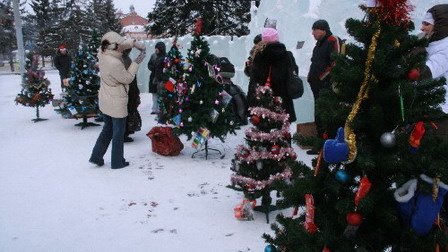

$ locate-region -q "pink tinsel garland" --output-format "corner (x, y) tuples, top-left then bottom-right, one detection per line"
(245, 123), (291, 142)
(236, 145), (296, 163)
(249, 106), (290, 122)
(231, 168), (292, 190)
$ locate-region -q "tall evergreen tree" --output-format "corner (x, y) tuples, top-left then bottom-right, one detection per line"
(0, 0), (15, 57)
(29, 0), (61, 57)
(147, 0), (251, 37)
(264, 2), (448, 251)
(61, 0), (91, 50)
(86, 0), (121, 35)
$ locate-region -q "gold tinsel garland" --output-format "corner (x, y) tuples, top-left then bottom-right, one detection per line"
(344, 21), (381, 163)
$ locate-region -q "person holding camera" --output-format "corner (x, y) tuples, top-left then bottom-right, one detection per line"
(89, 31), (146, 169)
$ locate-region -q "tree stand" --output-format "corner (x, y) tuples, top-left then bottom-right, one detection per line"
(253, 190), (277, 223)
(32, 105), (48, 122)
(75, 116), (100, 130)
(191, 139), (225, 159)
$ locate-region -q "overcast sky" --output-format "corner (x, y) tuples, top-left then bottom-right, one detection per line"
(114, 0), (157, 17)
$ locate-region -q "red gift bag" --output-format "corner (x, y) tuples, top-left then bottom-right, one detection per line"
(147, 127), (184, 156)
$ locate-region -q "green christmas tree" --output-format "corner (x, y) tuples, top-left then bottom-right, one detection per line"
(87, 29), (101, 59)
(162, 35), (238, 151)
(264, 2), (448, 251)
(230, 82), (299, 223)
(55, 42), (100, 129)
(158, 39), (187, 124)
(15, 53), (54, 122)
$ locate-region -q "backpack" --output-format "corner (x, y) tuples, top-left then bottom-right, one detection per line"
(225, 83), (248, 125)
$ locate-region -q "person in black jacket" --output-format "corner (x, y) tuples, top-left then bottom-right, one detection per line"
(54, 45), (72, 90)
(248, 27), (298, 122)
(122, 48), (142, 142)
(147, 42), (166, 114)
(307, 19), (342, 154)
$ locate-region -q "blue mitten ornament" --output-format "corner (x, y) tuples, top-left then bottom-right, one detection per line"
(394, 174), (448, 236)
(394, 178), (418, 226)
(323, 127), (349, 163)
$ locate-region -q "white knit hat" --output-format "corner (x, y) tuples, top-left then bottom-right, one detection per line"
(101, 31), (134, 50)
(422, 12), (435, 25)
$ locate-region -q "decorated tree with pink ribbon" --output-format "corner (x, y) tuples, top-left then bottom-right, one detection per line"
(230, 80), (298, 223)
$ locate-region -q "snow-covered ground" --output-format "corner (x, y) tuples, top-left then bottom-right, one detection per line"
(0, 71), (313, 252)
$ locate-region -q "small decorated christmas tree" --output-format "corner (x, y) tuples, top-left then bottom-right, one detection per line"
(230, 81), (298, 223)
(264, 1), (448, 251)
(55, 42), (100, 129)
(158, 22), (238, 157)
(157, 39), (187, 124)
(15, 53), (53, 122)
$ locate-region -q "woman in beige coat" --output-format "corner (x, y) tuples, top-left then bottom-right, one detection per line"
(89, 31), (146, 169)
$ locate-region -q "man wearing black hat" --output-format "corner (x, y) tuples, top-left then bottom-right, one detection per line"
(54, 45), (72, 90)
(307, 19), (343, 155)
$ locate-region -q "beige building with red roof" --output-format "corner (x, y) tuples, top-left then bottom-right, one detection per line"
(118, 5), (151, 41)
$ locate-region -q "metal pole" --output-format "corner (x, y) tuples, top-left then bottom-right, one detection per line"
(13, 0), (25, 77)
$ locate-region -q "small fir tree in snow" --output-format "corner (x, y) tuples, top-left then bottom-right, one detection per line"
(15, 53), (53, 122)
(264, 2), (448, 251)
(55, 43), (100, 128)
(157, 39), (186, 124)
(164, 34), (238, 147)
(230, 82), (298, 223)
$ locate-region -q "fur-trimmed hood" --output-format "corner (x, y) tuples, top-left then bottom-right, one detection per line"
(428, 4), (448, 42)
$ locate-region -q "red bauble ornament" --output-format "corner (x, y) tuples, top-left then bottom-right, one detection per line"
(274, 96), (283, 104)
(322, 247), (331, 252)
(271, 145), (280, 154)
(283, 132), (291, 139)
(251, 115), (260, 125)
(240, 148), (250, 158)
(346, 212), (363, 226)
(322, 132), (329, 139)
(407, 68), (420, 81)
(174, 58), (180, 64)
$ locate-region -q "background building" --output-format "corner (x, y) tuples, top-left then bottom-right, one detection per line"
(118, 5), (150, 40)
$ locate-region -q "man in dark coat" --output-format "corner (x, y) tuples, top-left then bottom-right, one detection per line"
(307, 19), (342, 154)
(54, 45), (72, 90)
(147, 42), (166, 114)
(122, 48), (142, 142)
(248, 28), (298, 122)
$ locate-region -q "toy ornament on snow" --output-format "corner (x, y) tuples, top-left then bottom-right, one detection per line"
(234, 199), (256, 221)
(394, 174), (448, 236)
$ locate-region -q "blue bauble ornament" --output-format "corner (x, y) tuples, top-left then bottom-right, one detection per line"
(335, 170), (351, 184)
(265, 245), (277, 252)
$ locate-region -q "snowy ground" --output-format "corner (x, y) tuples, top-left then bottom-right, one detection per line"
(0, 70), (314, 252)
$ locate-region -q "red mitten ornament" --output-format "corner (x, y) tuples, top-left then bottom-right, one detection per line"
(408, 121), (425, 151)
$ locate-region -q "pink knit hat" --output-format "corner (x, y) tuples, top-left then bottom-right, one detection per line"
(262, 28), (279, 42)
